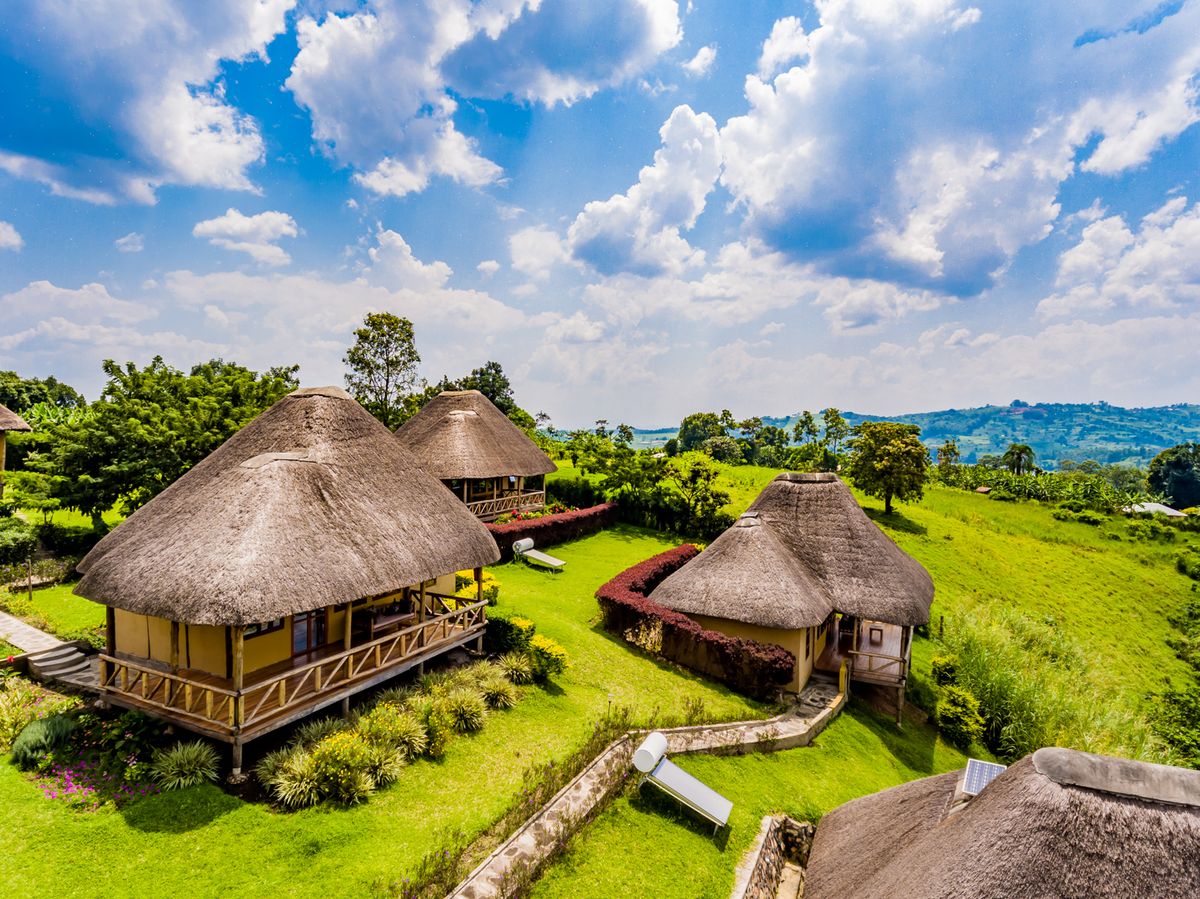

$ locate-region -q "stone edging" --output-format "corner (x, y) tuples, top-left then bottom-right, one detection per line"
(729, 815), (815, 899)
(448, 680), (846, 898)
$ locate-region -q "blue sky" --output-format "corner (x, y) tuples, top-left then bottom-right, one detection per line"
(1, 0), (1199, 428)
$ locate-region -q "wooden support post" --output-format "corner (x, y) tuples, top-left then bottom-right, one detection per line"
(232, 627), (245, 728)
(896, 685), (905, 728)
(341, 696), (351, 718)
(475, 566), (485, 652)
(344, 604), (354, 652)
(169, 621), (180, 672)
(418, 582), (426, 624)
(105, 606), (116, 657)
(232, 740), (243, 776)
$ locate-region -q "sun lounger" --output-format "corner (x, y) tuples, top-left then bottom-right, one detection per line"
(512, 538), (565, 571)
(633, 732), (733, 830)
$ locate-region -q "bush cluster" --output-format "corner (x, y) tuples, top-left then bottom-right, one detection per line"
(0, 517), (36, 565)
(1176, 546), (1200, 582)
(0, 674), (80, 750)
(935, 685), (985, 748)
(482, 611), (536, 655)
(595, 545), (795, 700)
(150, 740), (220, 790)
(453, 569), (501, 604)
(486, 502), (619, 561)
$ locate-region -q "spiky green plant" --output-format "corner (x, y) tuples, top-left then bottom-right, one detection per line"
(293, 716), (347, 747)
(440, 688), (486, 734)
(150, 740), (220, 790)
(499, 651), (534, 685)
(481, 676), (518, 711)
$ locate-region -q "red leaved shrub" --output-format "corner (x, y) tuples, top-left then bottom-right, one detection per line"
(487, 502), (619, 560)
(595, 545), (795, 700)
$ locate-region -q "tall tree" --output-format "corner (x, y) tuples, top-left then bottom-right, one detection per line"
(1001, 442), (1037, 475)
(937, 439), (961, 476)
(678, 411), (727, 451)
(845, 421), (930, 514)
(343, 312), (421, 429)
(457, 360), (516, 415)
(792, 410), (819, 445)
(0, 371), (86, 410)
(664, 452), (731, 533)
(1148, 443), (1200, 509)
(822, 408), (850, 454)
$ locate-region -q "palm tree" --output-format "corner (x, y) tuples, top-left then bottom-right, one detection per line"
(1002, 442), (1036, 475)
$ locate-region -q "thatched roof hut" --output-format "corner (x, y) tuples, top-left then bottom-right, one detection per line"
(0, 403), (31, 432)
(394, 390), (555, 481)
(75, 386), (500, 626)
(649, 513), (834, 628)
(748, 473), (933, 626)
(804, 747), (1200, 899)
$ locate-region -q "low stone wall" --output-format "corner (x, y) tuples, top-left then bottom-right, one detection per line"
(730, 815), (816, 899)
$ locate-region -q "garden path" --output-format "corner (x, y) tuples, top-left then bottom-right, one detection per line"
(0, 609), (62, 654)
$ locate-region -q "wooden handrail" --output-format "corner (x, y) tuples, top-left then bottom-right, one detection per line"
(465, 490), (546, 517)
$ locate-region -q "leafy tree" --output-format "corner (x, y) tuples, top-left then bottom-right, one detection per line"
(344, 312), (421, 429)
(457, 361), (516, 414)
(0, 371), (86, 411)
(594, 419), (609, 439)
(1001, 442), (1037, 475)
(1148, 443), (1200, 509)
(822, 408), (850, 454)
(846, 421), (930, 514)
(614, 424), (635, 446)
(663, 438), (680, 457)
(701, 435), (744, 464)
(677, 412), (727, 452)
(664, 452), (730, 534)
(792, 410), (819, 445)
(35, 357), (298, 530)
(937, 439), (961, 477)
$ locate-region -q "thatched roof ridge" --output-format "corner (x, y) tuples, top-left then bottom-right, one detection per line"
(75, 387), (500, 626)
(648, 513), (834, 628)
(0, 403), (31, 432)
(394, 390), (555, 480)
(805, 749), (1200, 899)
(748, 473), (933, 626)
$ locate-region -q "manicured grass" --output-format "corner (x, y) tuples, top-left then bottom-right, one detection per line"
(1, 640), (20, 657)
(0, 526), (765, 898)
(12, 582), (106, 636)
(15, 507), (124, 529)
(532, 705), (970, 899)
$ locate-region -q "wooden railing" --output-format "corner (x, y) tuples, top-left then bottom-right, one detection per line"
(846, 649), (907, 684)
(466, 490), (546, 519)
(99, 599), (487, 734)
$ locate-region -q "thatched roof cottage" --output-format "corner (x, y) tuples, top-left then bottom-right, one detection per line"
(804, 747), (1200, 898)
(650, 473), (933, 705)
(77, 386), (500, 770)
(394, 390), (556, 520)
(0, 402), (31, 500)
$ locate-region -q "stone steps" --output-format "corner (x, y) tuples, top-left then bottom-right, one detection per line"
(26, 644), (99, 689)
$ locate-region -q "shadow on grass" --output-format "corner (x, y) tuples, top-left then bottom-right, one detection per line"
(629, 783), (731, 850)
(848, 700), (940, 775)
(863, 507), (928, 536)
(121, 783), (242, 833)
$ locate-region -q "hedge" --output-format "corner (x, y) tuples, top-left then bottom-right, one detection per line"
(595, 545), (795, 700)
(487, 502), (618, 561)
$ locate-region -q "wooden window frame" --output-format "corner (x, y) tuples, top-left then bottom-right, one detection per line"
(244, 618), (285, 639)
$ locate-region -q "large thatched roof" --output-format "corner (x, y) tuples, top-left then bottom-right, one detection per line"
(0, 403), (31, 432)
(75, 387), (500, 626)
(394, 390), (555, 480)
(805, 748), (1200, 899)
(747, 473), (933, 626)
(649, 513), (834, 628)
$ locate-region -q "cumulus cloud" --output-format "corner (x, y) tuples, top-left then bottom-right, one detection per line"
(115, 232), (144, 253)
(0, 221), (22, 250)
(0, 1), (292, 203)
(720, 0), (1200, 297)
(567, 105), (721, 277)
(510, 226), (570, 280)
(192, 208), (299, 266)
(477, 259), (501, 277)
(682, 45), (716, 77)
(1037, 195), (1200, 319)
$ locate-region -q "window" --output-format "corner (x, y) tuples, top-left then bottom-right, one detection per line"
(245, 619), (284, 638)
(293, 610), (327, 655)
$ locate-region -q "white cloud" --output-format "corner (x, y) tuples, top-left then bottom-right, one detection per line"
(682, 45), (716, 77)
(192, 208), (299, 266)
(365, 230), (452, 292)
(757, 16), (807, 79)
(568, 105), (721, 277)
(477, 259), (501, 277)
(510, 226), (570, 280)
(115, 232), (145, 253)
(0, 221), (22, 251)
(1037, 196), (1200, 319)
(0, 1), (293, 202)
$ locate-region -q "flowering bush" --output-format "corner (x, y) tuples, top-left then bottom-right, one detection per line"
(453, 569), (501, 604)
(486, 503), (619, 560)
(493, 501), (576, 524)
(528, 634), (569, 682)
(595, 545), (795, 699)
(0, 675), (80, 750)
(309, 731), (375, 805)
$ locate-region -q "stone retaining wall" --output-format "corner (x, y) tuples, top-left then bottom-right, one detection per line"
(729, 815), (816, 899)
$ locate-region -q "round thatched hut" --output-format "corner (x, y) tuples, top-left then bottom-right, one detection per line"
(649, 512), (834, 691)
(0, 402), (31, 500)
(394, 390), (556, 520)
(804, 747), (1200, 898)
(651, 473), (933, 703)
(76, 386), (500, 769)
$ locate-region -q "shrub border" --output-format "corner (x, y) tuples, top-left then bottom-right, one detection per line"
(486, 502), (619, 561)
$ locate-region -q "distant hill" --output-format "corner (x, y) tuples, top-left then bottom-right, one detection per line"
(632, 401), (1200, 468)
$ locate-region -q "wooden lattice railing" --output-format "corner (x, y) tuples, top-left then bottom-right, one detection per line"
(98, 599), (487, 734)
(466, 490), (546, 519)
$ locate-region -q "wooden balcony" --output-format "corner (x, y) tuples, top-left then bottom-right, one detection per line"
(97, 597), (487, 742)
(816, 618), (910, 687)
(466, 489), (546, 521)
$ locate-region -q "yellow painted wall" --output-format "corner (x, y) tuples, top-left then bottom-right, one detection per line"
(185, 625), (226, 676)
(243, 623), (290, 674)
(147, 616), (172, 662)
(113, 609), (150, 658)
(690, 614), (814, 693)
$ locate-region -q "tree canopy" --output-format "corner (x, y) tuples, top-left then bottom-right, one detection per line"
(0, 370), (86, 411)
(344, 312), (421, 429)
(845, 421), (930, 514)
(677, 411), (727, 452)
(1002, 442), (1037, 475)
(1148, 443), (1200, 509)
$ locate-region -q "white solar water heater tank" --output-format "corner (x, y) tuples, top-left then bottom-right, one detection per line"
(512, 538), (535, 553)
(634, 732), (669, 773)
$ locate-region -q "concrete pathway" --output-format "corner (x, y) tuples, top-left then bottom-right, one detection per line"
(449, 679), (846, 899)
(0, 608), (63, 654)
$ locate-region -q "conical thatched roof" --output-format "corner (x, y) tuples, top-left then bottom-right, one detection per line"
(805, 748), (1200, 899)
(649, 513), (834, 628)
(747, 473), (933, 626)
(394, 390), (555, 480)
(75, 387), (500, 626)
(0, 403), (31, 432)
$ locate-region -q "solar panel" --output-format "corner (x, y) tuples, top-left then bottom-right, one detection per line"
(963, 758), (1007, 796)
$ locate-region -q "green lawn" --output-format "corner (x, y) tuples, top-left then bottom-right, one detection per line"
(532, 705), (970, 899)
(15, 507), (124, 529)
(6, 582), (107, 636)
(1, 640), (20, 657)
(0, 526), (764, 898)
